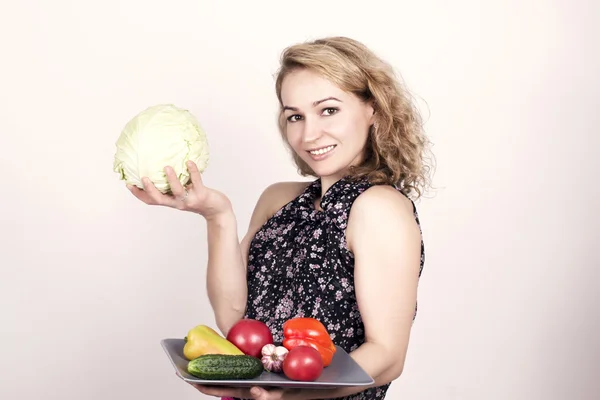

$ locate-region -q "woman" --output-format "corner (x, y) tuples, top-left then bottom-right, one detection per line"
(129, 36), (432, 400)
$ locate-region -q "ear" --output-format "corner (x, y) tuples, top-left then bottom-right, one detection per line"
(367, 101), (376, 125)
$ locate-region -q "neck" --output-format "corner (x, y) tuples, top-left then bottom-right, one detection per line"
(319, 174), (343, 199)
(319, 150), (366, 198)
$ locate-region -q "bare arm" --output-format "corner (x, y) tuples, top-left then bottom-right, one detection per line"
(297, 186), (423, 399)
(206, 182), (309, 336)
(125, 163), (293, 338)
(205, 209), (248, 336)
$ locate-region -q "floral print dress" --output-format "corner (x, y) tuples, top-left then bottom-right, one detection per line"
(242, 177), (425, 400)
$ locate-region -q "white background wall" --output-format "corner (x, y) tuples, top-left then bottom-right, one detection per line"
(1, 0), (598, 399)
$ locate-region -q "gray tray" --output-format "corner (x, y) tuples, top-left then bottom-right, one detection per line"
(161, 338), (374, 389)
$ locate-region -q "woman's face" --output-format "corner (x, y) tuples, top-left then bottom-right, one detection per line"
(280, 69), (375, 181)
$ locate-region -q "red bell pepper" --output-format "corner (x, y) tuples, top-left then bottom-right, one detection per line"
(282, 317), (337, 367)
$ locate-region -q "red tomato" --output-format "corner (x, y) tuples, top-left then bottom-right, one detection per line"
(226, 319), (273, 358)
(282, 345), (324, 381)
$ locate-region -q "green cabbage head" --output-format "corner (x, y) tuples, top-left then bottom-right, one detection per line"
(113, 104), (210, 193)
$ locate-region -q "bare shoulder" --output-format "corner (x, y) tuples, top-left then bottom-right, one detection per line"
(240, 181), (311, 261)
(259, 181), (311, 216)
(353, 185), (416, 219)
(247, 181), (310, 230)
(347, 185), (420, 248)
(261, 181), (312, 201)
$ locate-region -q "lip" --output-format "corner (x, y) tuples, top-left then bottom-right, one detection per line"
(306, 145), (336, 152)
(306, 144), (337, 161)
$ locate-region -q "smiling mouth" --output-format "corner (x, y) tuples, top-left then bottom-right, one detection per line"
(307, 145), (336, 156)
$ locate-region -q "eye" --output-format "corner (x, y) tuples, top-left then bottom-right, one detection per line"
(286, 114), (303, 123)
(322, 107), (339, 116)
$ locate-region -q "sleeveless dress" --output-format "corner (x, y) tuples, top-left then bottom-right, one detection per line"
(241, 177), (425, 400)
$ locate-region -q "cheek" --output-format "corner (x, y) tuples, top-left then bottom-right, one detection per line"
(347, 118), (370, 144)
(285, 125), (303, 148)
(333, 121), (365, 145)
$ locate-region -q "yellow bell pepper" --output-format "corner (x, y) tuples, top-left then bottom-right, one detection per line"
(183, 325), (243, 360)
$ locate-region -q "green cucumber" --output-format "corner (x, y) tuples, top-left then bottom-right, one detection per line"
(187, 354), (264, 380)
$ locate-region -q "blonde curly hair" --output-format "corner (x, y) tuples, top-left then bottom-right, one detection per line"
(274, 36), (434, 200)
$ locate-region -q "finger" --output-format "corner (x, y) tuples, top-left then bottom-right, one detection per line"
(141, 177), (175, 207)
(191, 385), (247, 398)
(163, 166), (187, 199)
(127, 184), (156, 204)
(186, 161), (204, 189)
(250, 387), (265, 399)
(251, 386), (282, 400)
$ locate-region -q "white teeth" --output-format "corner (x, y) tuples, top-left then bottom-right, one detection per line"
(309, 145), (335, 155)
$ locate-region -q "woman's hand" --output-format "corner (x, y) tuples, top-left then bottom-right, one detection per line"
(127, 161), (232, 220)
(190, 384), (302, 400)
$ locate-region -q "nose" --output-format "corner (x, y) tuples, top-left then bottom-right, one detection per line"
(301, 117), (322, 144)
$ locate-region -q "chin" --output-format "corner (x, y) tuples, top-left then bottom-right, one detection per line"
(298, 146), (363, 180)
(305, 161), (347, 180)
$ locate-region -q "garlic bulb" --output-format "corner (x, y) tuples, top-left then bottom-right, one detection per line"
(261, 344), (289, 372)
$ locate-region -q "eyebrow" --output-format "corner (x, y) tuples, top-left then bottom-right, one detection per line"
(283, 96), (342, 112)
